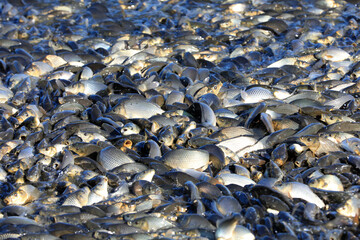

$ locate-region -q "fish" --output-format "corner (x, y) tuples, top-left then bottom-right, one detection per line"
(341, 138), (360, 155)
(128, 216), (175, 232)
(4, 185), (41, 205)
(308, 174), (344, 191)
(299, 135), (341, 156)
(275, 182), (325, 208)
(87, 176), (109, 205)
(0, 0), (360, 238)
(112, 97), (164, 119)
(161, 148), (209, 170)
(97, 146), (135, 171)
(215, 214), (241, 240)
(65, 80), (107, 95)
(62, 187), (91, 208)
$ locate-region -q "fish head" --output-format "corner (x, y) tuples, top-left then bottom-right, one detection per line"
(208, 81), (223, 95)
(299, 135), (320, 151)
(121, 122), (140, 135)
(130, 218), (148, 231)
(16, 108), (35, 124)
(308, 178), (324, 189)
(4, 188), (27, 205)
(158, 130), (175, 147)
(38, 146), (57, 157)
(65, 82), (85, 95)
(337, 198), (358, 217)
(321, 114), (341, 125)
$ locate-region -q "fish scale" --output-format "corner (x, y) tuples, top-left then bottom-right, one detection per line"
(112, 98), (165, 119)
(240, 87), (274, 103)
(162, 148), (209, 170)
(97, 146), (135, 171)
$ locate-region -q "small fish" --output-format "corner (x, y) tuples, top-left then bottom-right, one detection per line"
(62, 187), (91, 208)
(65, 80), (107, 95)
(76, 130), (107, 142)
(25, 61), (54, 77)
(158, 125), (178, 146)
(212, 196), (242, 217)
(319, 132), (355, 144)
(316, 47), (351, 62)
(341, 138), (360, 155)
(320, 113), (355, 125)
(38, 144), (66, 158)
(112, 97), (164, 119)
(16, 104), (44, 125)
(271, 143), (288, 166)
(121, 122), (141, 135)
(129, 216), (175, 232)
(337, 197), (360, 218)
(299, 135), (341, 156)
(133, 169), (155, 182)
(4, 185), (41, 205)
(97, 146), (135, 171)
(162, 148), (209, 170)
(275, 182), (325, 208)
(216, 173), (255, 187)
(87, 176), (109, 205)
(308, 174), (344, 192)
(215, 214), (240, 240)
(238, 87), (274, 103)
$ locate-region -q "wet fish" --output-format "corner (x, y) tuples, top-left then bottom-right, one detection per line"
(128, 216), (175, 232)
(275, 182), (325, 208)
(4, 185), (41, 205)
(97, 146), (135, 171)
(112, 97), (164, 119)
(161, 148), (209, 170)
(308, 174), (344, 191)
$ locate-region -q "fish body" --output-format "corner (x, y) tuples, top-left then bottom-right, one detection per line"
(275, 182), (325, 208)
(112, 97), (164, 119)
(162, 148), (209, 170)
(87, 176), (109, 205)
(299, 135), (341, 156)
(308, 174), (344, 191)
(97, 146), (135, 171)
(129, 216), (175, 232)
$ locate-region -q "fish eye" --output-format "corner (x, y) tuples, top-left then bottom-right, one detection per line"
(307, 137), (311, 142)
(329, 116), (334, 120)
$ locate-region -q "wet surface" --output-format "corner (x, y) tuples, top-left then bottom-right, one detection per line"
(0, 0), (360, 239)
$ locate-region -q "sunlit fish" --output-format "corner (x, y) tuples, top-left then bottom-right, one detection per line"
(112, 97), (164, 119)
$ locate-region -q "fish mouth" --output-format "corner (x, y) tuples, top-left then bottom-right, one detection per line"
(3, 198), (10, 205)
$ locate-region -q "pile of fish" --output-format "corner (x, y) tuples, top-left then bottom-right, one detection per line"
(0, 0), (360, 239)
